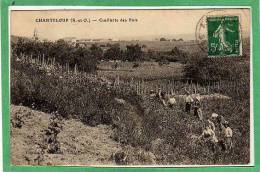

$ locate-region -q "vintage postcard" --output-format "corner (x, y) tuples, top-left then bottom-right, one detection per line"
(9, 7), (252, 167)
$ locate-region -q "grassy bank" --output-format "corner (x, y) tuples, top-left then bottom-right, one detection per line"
(11, 57), (250, 165)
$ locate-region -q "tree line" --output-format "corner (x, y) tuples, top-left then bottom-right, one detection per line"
(11, 37), (249, 93)
(11, 38), (189, 73)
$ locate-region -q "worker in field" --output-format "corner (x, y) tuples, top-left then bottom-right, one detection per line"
(167, 94), (177, 108)
(158, 88), (165, 100)
(185, 91), (193, 113)
(158, 88), (167, 106)
(193, 96), (203, 120)
(198, 125), (218, 152)
(149, 89), (157, 97)
(163, 93), (177, 108)
(207, 119), (216, 131)
(223, 123), (233, 151)
(211, 113), (228, 130)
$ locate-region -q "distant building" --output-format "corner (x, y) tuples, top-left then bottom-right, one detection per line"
(60, 37), (118, 47)
(62, 37), (77, 42)
(92, 39), (102, 42)
(74, 39), (92, 47)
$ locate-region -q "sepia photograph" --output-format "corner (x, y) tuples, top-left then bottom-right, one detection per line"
(9, 8), (252, 166)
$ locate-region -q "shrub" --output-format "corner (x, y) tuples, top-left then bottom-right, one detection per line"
(103, 44), (123, 60)
(125, 44), (143, 61)
(184, 57), (250, 82)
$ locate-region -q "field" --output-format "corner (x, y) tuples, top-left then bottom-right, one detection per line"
(10, 37), (251, 166)
(88, 40), (201, 52)
(97, 61), (184, 80)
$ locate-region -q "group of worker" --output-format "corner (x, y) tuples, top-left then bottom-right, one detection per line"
(155, 88), (233, 153)
(184, 90), (233, 152)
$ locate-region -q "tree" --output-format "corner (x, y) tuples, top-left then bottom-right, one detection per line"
(183, 57), (247, 83)
(13, 38), (25, 56)
(104, 44), (122, 60)
(75, 47), (98, 73)
(125, 44), (143, 61)
(90, 44), (103, 60)
(12, 37), (99, 73)
(51, 39), (71, 65)
(160, 38), (167, 41)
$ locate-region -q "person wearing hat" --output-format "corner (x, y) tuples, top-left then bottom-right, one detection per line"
(194, 96), (203, 120)
(198, 125), (218, 152)
(223, 123), (233, 150)
(158, 88), (167, 106)
(185, 91), (193, 113)
(149, 89), (156, 97)
(211, 113), (219, 118)
(211, 113), (228, 131)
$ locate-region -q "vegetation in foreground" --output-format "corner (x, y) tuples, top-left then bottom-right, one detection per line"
(11, 52), (250, 165)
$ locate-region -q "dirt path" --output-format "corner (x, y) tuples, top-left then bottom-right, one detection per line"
(11, 105), (122, 166)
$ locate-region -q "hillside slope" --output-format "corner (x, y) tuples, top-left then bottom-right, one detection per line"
(11, 105), (122, 166)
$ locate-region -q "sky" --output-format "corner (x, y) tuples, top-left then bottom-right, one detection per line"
(10, 8), (251, 41)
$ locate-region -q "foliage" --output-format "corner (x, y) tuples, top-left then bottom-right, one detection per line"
(184, 56), (250, 82)
(125, 44), (143, 61)
(144, 47), (189, 63)
(12, 38), (99, 73)
(12, 37), (196, 65)
(11, 37), (250, 165)
(11, 59), (145, 148)
(183, 55), (250, 100)
(103, 43), (123, 60)
(160, 38), (167, 41)
(89, 44), (103, 60)
(139, 97), (250, 165)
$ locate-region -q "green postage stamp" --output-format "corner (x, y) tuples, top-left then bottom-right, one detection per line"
(207, 16), (241, 56)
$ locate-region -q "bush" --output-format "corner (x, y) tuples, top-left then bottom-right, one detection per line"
(103, 44), (123, 61)
(142, 47), (189, 63)
(184, 57), (250, 83)
(125, 44), (143, 61)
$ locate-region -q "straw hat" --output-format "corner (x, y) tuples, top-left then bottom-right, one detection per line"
(211, 113), (219, 118)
